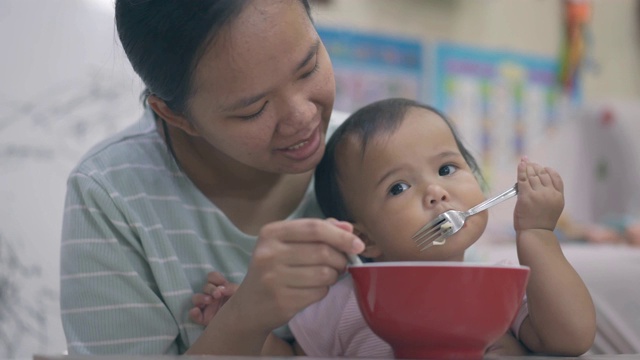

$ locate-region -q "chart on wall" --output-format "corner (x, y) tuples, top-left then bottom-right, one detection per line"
(431, 42), (580, 184)
(317, 27), (427, 114)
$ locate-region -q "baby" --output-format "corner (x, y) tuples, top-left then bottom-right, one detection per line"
(190, 98), (596, 357)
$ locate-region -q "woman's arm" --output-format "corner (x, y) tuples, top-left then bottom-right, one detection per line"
(513, 159), (596, 355)
(261, 334), (304, 356)
(188, 272), (303, 357)
(186, 219), (364, 355)
(61, 173), (182, 354)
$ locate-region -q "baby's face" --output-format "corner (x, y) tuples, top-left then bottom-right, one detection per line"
(336, 107), (487, 262)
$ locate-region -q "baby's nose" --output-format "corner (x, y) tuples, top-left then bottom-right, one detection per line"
(424, 185), (449, 206)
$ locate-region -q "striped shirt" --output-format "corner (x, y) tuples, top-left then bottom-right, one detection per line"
(60, 108), (332, 354)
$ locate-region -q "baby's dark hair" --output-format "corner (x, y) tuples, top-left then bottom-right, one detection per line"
(314, 98), (484, 221)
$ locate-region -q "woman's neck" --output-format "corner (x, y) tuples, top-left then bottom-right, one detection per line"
(162, 123), (313, 234)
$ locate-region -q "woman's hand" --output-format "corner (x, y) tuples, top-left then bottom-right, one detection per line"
(232, 218), (364, 330)
(187, 218), (364, 355)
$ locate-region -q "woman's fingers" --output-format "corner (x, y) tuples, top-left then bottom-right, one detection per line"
(326, 218), (354, 233)
(279, 265), (341, 289)
(282, 242), (352, 268)
(261, 219), (364, 256)
(251, 219), (362, 277)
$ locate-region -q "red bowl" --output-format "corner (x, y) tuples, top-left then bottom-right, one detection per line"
(349, 262), (530, 359)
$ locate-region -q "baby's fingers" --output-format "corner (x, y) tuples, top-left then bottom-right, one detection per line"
(517, 158), (534, 192)
(519, 158), (560, 191)
(192, 293), (213, 307)
(544, 166), (564, 192)
(203, 283), (226, 299)
(222, 282), (239, 297)
(188, 307), (207, 325)
(526, 161), (546, 190)
(207, 271), (229, 286)
(204, 282), (239, 298)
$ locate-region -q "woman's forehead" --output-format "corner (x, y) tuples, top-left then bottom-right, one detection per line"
(191, 1), (313, 103)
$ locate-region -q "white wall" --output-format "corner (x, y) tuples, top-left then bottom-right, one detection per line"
(0, 0), (142, 357)
(313, 0), (640, 241)
(0, 0), (639, 358)
(313, 0), (640, 102)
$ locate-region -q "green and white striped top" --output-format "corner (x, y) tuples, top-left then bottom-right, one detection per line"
(60, 108), (332, 354)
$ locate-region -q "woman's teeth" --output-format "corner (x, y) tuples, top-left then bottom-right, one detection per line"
(287, 141), (308, 150)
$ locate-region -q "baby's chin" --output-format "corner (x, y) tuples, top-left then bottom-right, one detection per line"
(452, 225), (484, 246)
(398, 246), (467, 262)
(433, 236), (479, 261)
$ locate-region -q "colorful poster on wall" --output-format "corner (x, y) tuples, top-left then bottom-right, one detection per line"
(317, 27), (426, 114)
(432, 42), (580, 184)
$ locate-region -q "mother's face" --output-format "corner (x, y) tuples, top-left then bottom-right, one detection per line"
(185, 0), (335, 175)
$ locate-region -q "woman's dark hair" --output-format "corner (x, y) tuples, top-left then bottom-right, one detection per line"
(314, 98), (485, 222)
(114, 0), (312, 156)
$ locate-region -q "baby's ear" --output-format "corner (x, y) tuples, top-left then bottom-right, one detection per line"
(352, 223), (383, 260)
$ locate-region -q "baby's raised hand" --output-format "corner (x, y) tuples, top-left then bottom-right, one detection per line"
(513, 157), (564, 233)
(189, 271), (238, 326)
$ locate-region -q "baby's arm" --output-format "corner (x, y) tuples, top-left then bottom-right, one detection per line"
(513, 158), (596, 355)
(189, 272), (297, 356)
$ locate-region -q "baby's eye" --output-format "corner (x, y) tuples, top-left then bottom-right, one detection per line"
(439, 165), (458, 176)
(389, 182), (410, 196)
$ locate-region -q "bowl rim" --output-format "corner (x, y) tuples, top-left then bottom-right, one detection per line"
(349, 261), (530, 271)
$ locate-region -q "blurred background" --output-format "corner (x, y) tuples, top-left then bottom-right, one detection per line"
(1, 0), (639, 358)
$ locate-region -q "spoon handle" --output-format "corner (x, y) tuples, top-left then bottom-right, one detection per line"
(348, 253), (363, 266)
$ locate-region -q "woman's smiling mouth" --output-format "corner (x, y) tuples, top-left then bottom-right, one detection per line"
(277, 125), (322, 161)
(287, 140), (309, 150)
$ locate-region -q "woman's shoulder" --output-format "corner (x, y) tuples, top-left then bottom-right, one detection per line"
(70, 109), (172, 176)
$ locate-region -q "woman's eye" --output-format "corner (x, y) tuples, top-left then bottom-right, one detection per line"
(439, 165), (457, 176)
(239, 102), (268, 120)
(301, 58), (320, 79)
(389, 182), (410, 196)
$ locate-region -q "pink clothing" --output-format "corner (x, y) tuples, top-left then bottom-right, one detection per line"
(289, 275), (393, 358)
(289, 274), (529, 358)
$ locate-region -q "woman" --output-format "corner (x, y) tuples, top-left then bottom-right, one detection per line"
(60, 0), (363, 355)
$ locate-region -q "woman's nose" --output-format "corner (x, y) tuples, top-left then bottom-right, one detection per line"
(276, 94), (315, 136)
(424, 185), (450, 207)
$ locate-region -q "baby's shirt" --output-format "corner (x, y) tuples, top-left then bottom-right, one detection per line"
(289, 275), (393, 358)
